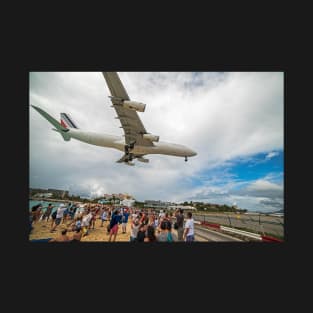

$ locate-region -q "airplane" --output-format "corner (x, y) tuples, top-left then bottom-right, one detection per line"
(31, 72), (197, 166)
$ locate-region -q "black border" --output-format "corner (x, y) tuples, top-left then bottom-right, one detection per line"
(9, 49), (297, 294)
(24, 69), (289, 259)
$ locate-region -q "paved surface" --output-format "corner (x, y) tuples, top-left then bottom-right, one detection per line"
(193, 213), (284, 237)
(194, 225), (243, 242)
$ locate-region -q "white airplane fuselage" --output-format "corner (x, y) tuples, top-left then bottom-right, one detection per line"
(68, 128), (197, 158)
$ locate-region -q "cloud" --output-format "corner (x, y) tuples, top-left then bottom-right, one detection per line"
(259, 199), (283, 210)
(266, 151), (279, 159)
(30, 72), (284, 210)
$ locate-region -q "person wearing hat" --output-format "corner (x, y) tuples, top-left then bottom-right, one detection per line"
(50, 204), (67, 232)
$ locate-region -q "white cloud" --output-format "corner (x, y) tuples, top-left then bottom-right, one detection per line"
(246, 179), (283, 192)
(265, 151), (279, 159)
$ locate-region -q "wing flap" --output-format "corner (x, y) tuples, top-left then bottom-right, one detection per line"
(102, 72), (154, 147)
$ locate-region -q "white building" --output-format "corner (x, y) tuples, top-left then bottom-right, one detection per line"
(167, 205), (197, 211)
(120, 199), (135, 207)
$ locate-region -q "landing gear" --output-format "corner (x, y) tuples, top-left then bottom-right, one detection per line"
(124, 140), (136, 155)
(185, 156), (188, 162)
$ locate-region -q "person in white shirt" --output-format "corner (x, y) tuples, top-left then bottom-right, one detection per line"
(183, 212), (195, 242)
(130, 218), (140, 242)
(100, 210), (107, 227)
(159, 210), (165, 219)
(81, 211), (93, 236)
(50, 204), (67, 232)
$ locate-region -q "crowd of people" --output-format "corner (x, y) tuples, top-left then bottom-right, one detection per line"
(29, 202), (195, 243)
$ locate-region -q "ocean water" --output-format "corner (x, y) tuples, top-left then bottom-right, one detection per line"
(29, 200), (65, 214)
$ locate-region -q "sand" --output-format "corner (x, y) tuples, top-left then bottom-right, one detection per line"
(29, 217), (206, 242)
(29, 218), (132, 242)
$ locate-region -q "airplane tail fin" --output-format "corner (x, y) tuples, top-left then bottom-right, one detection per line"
(60, 113), (79, 129)
(31, 105), (71, 141)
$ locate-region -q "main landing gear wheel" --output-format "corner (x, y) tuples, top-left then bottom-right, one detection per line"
(185, 156), (188, 162)
(129, 141), (135, 149)
(125, 141), (136, 155)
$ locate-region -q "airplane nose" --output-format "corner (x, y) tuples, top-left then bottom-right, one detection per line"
(190, 149), (197, 157)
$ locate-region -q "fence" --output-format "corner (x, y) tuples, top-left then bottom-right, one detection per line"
(193, 212), (284, 239)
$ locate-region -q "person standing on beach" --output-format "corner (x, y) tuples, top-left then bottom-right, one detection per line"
(100, 209), (107, 227)
(156, 221), (169, 242)
(121, 209), (130, 234)
(130, 218), (140, 242)
(34, 204), (42, 223)
(183, 212), (195, 242)
(30, 204), (42, 225)
(108, 209), (122, 242)
(62, 204), (70, 224)
(166, 221), (177, 242)
(81, 210), (93, 236)
(50, 204), (67, 232)
(136, 224), (146, 242)
(144, 225), (157, 242)
(175, 209), (185, 241)
(42, 203), (54, 222)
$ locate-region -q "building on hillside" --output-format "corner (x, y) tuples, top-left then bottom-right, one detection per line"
(144, 200), (174, 210)
(102, 193), (134, 203)
(33, 192), (53, 198)
(47, 189), (69, 198)
(120, 199), (135, 207)
(97, 199), (111, 204)
(167, 205), (197, 211)
(30, 188), (69, 199)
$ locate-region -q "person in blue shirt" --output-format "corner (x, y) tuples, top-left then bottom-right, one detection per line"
(121, 209), (130, 234)
(108, 209), (122, 242)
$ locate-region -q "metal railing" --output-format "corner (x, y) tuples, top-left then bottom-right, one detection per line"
(193, 212), (284, 239)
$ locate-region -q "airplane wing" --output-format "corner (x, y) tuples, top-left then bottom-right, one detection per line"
(102, 72), (154, 147)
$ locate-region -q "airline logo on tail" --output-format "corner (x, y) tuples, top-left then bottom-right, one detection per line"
(60, 113), (78, 129)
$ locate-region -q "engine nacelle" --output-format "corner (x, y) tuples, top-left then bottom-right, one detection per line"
(122, 100), (146, 112)
(143, 133), (159, 142)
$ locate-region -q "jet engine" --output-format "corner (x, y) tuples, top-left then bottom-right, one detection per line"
(143, 133), (159, 142)
(122, 100), (146, 112)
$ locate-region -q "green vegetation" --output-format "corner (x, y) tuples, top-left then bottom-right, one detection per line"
(180, 201), (247, 213)
(134, 201), (145, 208)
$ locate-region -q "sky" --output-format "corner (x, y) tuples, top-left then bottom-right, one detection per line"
(29, 72), (284, 212)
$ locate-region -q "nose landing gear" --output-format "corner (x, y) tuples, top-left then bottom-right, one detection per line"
(185, 156), (188, 162)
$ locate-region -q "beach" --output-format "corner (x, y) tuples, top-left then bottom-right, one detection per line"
(29, 218), (132, 242)
(29, 217), (207, 242)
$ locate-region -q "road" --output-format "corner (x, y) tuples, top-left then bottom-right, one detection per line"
(193, 213), (284, 238)
(194, 225), (243, 242)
